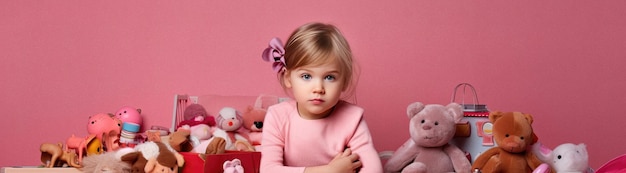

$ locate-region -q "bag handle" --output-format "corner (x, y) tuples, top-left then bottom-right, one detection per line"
(450, 83), (480, 105)
(254, 94), (279, 109)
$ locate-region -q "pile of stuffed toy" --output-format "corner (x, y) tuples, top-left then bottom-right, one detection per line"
(383, 102), (596, 173)
(39, 100), (270, 173)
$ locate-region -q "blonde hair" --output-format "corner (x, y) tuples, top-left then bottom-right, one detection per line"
(278, 22), (358, 99)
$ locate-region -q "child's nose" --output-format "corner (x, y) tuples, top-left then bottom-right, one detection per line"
(313, 80), (325, 94)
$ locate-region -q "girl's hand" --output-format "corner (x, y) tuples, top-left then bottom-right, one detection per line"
(327, 148), (362, 173)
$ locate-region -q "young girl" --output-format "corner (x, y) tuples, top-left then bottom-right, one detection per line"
(260, 22), (383, 173)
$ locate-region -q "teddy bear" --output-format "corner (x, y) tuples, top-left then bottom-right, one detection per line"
(531, 143), (590, 173)
(471, 111), (544, 173)
(384, 102), (471, 173)
(242, 105), (266, 146)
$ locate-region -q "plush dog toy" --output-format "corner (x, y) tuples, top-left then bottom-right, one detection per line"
(532, 143), (589, 173)
(120, 141), (184, 173)
(471, 111), (544, 173)
(384, 102), (471, 173)
(212, 107), (254, 151)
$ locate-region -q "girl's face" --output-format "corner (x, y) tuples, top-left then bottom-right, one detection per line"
(284, 62), (344, 119)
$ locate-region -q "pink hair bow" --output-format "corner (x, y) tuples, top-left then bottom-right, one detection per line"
(262, 37), (286, 73)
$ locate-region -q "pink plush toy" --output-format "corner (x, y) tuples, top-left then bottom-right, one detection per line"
(176, 104), (216, 129)
(532, 142), (590, 173)
(223, 158), (244, 173)
(385, 102), (471, 173)
(241, 106), (266, 146)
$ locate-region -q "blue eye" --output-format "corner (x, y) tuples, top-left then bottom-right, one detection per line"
(301, 74), (312, 80)
(324, 75), (336, 81)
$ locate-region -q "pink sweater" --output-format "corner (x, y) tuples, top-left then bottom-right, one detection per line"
(260, 100), (383, 173)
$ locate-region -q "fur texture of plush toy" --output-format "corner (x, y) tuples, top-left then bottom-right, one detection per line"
(120, 141), (184, 173)
(81, 151), (131, 173)
(532, 143), (589, 173)
(471, 111), (544, 173)
(384, 102), (471, 173)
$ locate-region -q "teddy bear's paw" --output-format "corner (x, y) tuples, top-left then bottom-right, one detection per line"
(402, 162), (427, 173)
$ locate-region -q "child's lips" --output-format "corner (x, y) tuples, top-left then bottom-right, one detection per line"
(310, 98), (324, 104)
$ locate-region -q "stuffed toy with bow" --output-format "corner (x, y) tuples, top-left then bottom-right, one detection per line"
(385, 102), (471, 173)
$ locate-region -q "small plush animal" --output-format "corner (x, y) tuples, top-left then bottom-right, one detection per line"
(242, 105), (266, 146)
(471, 111), (544, 173)
(384, 102), (471, 173)
(213, 107), (251, 150)
(223, 158), (244, 173)
(532, 143), (590, 173)
(120, 141), (184, 173)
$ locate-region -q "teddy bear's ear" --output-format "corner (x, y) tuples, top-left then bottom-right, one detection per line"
(488, 111), (504, 122)
(523, 113), (534, 124)
(407, 102), (425, 119)
(445, 103), (463, 123)
(120, 152), (140, 163)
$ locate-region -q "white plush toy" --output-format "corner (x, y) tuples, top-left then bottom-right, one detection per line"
(532, 143), (590, 173)
(212, 107), (250, 150)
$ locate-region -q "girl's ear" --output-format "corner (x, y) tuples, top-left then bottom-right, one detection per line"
(283, 71), (292, 88)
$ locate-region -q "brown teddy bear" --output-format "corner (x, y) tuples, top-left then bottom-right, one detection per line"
(384, 102), (471, 173)
(471, 111), (544, 173)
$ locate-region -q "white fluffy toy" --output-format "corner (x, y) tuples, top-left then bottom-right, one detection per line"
(532, 142), (591, 173)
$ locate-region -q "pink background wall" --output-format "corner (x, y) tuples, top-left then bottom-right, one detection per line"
(2, 0), (625, 169)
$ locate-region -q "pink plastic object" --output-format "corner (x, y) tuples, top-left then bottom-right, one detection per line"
(65, 134), (96, 163)
(595, 154), (626, 173)
(115, 106), (143, 125)
(87, 113), (122, 140)
(87, 113), (122, 151)
(532, 163), (550, 173)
